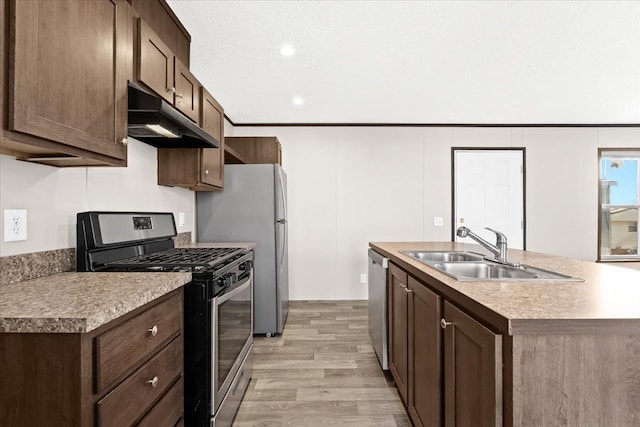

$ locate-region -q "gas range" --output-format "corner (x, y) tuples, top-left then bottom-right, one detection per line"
(76, 211), (251, 294)
(76, 211), (255, 426)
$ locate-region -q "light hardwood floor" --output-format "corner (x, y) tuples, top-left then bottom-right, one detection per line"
(233, 300), (410, 427)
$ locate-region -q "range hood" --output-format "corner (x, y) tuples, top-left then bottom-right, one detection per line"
(127, 81), (220, 149)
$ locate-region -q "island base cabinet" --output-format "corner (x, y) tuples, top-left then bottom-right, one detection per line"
(407, 276), (441, 427)
(509, 334), (640, 426)
(443, 301), (502, 427)
(388, 263), (409, 404)
(388, 264), (443, 427)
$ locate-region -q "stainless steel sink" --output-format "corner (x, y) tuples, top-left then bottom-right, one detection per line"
(433, 262), (537, 280)
(432, 261), (583, 281)
(401, 250), (485, 262)
(402, 250), (583, 281)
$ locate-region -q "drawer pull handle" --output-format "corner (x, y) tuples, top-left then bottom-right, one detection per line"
(146, 376), (159, 387)
(204, 169), (209, 175)
(440, 318), (452, 329)
(148, 325), (158, 337)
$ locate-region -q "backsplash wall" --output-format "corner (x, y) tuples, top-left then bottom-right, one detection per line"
(0, 138), (195, 258)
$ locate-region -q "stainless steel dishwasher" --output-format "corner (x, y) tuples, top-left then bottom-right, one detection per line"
(368, 248), (389, 370)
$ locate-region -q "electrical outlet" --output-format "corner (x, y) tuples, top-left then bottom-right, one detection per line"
(4, 209), (27, 242)
(433, 216), (444, 227)
(178, 212), (186, 227)
(360, 273), (367, 284)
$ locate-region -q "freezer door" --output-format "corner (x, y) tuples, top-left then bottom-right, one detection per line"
(274, 165), (289, 333)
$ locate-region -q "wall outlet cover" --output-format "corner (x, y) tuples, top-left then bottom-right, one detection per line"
(434, 216), (444, 227)
(360, 273), (367, 284)
(4, 209), (27, 242)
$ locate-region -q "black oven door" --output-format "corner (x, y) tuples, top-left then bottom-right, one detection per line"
(211, 270), (253, 413)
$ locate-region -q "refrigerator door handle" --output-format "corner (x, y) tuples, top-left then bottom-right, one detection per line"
(278, 168), (288, 221)
(276, 221), (286, 274)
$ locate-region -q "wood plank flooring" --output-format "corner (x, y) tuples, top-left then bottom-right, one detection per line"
(234, 300), (410, 427)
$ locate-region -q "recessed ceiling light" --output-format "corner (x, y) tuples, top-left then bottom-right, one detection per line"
(292, 96), (304, 106)
(280, 44), (295, 56)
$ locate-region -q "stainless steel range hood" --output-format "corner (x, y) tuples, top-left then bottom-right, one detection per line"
(127, 81), (220, 149)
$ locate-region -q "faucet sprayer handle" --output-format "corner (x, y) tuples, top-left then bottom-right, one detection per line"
(484, 227), (507, 243)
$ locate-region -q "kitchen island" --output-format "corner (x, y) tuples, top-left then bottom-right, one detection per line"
(370, 241), (640, 427)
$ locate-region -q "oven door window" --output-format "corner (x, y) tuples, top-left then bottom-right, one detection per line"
(216, 281), (252, 390)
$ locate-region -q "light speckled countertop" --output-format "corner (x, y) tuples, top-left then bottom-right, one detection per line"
(0, 272), (191, 333)
(370, 242), (640, 335)
(0, 242), (255, 334)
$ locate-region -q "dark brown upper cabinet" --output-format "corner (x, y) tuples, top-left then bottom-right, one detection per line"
(199, 87), (225, 188)
(2, 0), (129, 167)
(174, 59), (200, 124)
(157, 87), (225, 191)
(138, 18), (175, 104)
(137, 19), (200, 124)
(225, 136), (282, 165)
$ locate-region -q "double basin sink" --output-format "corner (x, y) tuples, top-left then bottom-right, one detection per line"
(401, 251), (583, 281)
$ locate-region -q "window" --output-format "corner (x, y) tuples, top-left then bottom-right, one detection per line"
(599, 149), (640, 260)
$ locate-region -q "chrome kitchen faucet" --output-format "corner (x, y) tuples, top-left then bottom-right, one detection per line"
(456, 226), (518, 266)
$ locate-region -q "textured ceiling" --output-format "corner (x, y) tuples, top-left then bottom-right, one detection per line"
(166, 1), (640, 125)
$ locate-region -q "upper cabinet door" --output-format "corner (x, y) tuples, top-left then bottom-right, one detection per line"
(174, 59), (200, 123)
(200, 87), (224, 187)
(138, 18), (174, 103)
(9, 0), (127, 161)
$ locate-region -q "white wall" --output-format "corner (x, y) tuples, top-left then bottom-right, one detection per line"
(2, 126), (638, 299)
(0, 139), (195, 257)
(233, 126), (640, 300)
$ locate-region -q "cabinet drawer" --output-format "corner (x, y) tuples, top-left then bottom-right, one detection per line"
(95, 293), (182, 392)
(137, 376), (183, 427)
(97, 336), (183, 427)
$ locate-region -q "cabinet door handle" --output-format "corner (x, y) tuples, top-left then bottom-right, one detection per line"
(148, 325), (158, 336)
(168, 86), (176, 94)
(204, 170), (209, 175)
(120, 138), (128, 146)
(440, 318), (452, 329)
(146, 376), (159, 387)
(400, 284), (407, 290)
(175, 93), (183, 100)
(405, 288), (413, 294)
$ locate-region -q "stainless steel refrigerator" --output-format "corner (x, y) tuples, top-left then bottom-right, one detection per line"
(197, 164), (289, 335)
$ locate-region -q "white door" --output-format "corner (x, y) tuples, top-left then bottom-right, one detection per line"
(454, 149), (524, 249)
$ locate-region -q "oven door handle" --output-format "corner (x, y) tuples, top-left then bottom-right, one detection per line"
(215, 271), (252, 304)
